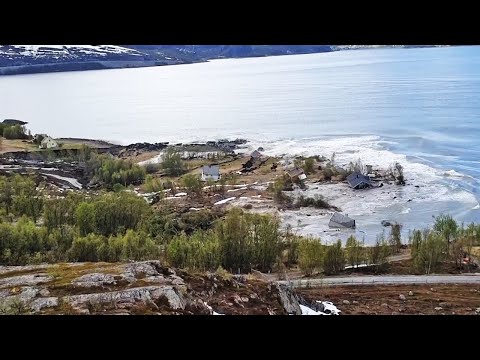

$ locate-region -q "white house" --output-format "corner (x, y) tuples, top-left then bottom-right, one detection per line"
(39, 136), (58, 149)
(201, 165), (220, 182)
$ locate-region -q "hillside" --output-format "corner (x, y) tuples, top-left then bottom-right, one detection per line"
(0, 45), (445, 76)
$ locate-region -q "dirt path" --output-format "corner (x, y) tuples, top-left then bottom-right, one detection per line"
(280, 274), (480, 288)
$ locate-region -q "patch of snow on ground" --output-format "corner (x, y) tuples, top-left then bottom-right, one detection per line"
(204, 301), (224, 315)
(214, 197), (236, 205)
(300, 301), (341, 315)
(41, 173), (82, 189)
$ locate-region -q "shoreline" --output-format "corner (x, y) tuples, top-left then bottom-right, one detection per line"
(1, 133), (478, 245)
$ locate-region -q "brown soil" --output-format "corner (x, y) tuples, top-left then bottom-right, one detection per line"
(0, 139), (37, 153)
(297, 284), (480, 315)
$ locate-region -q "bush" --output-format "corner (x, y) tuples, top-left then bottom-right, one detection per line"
(182, 174), (202, 195)
(293, 195), (338, 211)
(143, 175), (163, 193)
(268, 176), (293, 204)
(304, 158), (315, 174)
(144, 163), (162, 174)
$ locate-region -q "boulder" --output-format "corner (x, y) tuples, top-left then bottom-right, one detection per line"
(399, 294), (406, 301)
(30, 297), (59, 312)
(122, 261), (163, 282)
(435, 307), (443, 311)
(39, 288), (51, 297)
(342, 300), (351, 305)
(19, 287), (39, 303)
(408, 291), (414, 296)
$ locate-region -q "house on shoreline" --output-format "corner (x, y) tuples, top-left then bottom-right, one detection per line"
(347, 172), (372, 189)
(201, 165), (220, 182)
(288, 168), (307, 182)
(39, 136), (59, 149)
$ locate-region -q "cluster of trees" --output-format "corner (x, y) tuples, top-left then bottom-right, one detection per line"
(1, 165), (478, 280)
(296, 235), (391, 276)
(0, 175), (43, 222)
(166, 209), (282, 273)
(0, 219), (158, 265)
(85, 153), (145, 188)
(410, 215), (478, 274)
(0, 190), (154, 265)
(1, 124), (29, 139)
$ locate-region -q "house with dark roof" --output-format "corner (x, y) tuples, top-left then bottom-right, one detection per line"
(329, 212), (356, 229)
(288, 168), (307, 182)
(201, 165), (221, 182)
(346, 172), (372, 189)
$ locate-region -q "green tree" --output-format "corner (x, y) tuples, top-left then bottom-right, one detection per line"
(411, 230), (446, 274)
(250, 214), (282, 272)
(75, 202), (96, 236)
(161, 148), (185, 176)
(323, 240), (345, 275)
(367, 234), (391, 272)
(345, 235), (364, 268)
(433, 214), (457, 253)
(216, 208), (252, 273)
(298, 238), (324, 276)
(389, 224), (402, 254)
(0, 177), (13, 214)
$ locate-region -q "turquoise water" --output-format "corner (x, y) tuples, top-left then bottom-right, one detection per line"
(1, 45), (480, 237)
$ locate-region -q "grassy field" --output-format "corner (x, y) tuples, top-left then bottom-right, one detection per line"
(0, 138), (38, 153)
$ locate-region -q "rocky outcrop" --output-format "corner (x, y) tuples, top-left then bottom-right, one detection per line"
(72, 273), (116, 288)
(0, 261), (302, 315)
(0, 274), (52, 289)
(66, 286), (186, 312)
(272, 283), (301, 315)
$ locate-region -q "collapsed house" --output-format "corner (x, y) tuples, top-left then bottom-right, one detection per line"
(346, 172), (372, 189)
(201, 165), (221, 182)
(329, 212), (356, 229)
(288, 168), (307, 182)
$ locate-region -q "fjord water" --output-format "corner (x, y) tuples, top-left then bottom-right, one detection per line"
(1, 46), (480, 240)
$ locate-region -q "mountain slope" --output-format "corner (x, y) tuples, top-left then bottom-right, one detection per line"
(0, 45), (446, 76)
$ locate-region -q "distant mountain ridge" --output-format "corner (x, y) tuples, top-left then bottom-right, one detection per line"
(0, 45), (445, 75)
